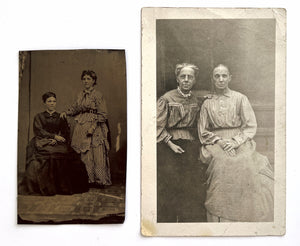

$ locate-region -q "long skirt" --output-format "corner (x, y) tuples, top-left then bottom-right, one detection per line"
(157, 139), (207, 222)
(19, 139), (89, 196)
(201, 129), (274, 222)
(71, 121), (112, 186)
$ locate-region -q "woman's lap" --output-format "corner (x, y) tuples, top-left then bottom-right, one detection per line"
(204, 141), (274, 222)
(20, 149), (89, 196)
(157, 140), (207, 222)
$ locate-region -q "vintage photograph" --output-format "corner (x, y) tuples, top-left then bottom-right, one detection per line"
(17, 50), (127, 224)
(141, 8), (286, 236)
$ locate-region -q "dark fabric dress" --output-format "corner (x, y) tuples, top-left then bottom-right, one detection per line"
(157, 89), (207, 222)
(19, 111), (89, 196)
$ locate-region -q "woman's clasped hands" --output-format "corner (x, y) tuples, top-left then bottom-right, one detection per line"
(48, 135), (65, 146)
(54, 135), (66, 143)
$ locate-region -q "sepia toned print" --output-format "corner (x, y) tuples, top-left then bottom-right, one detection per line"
(18, 50), (127, 224)
(141, 8), (285, 236)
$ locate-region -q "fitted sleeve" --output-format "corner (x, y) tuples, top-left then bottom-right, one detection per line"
(157, 97), (172, 143)
(66, 98), (81, 116)
(33, 114), (55, 139)
(198, 101), (221, 145)
(95, 93), (108, 122)
(59, 117), (70, 141)
(232, 95), (257, 146)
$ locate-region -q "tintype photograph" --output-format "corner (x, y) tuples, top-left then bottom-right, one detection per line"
(141, 8), (286, 236)
(17, 50), (127, 224)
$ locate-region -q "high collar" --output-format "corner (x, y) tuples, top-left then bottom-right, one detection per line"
(44, 110), (58, 118)
(177, 87), (192, 98)
(83, 87), (95, 95)
(46, 110), (56, 115)
(213, 88), (231, 97)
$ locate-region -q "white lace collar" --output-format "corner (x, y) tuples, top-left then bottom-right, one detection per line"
(177, 87), (192, 98)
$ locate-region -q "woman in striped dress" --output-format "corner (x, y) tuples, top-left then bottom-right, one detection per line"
(198, 64), (274, 222)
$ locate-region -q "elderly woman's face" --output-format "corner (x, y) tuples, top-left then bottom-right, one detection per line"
(82, 74), (95, 90)
(44, 97), (56, 112)
(212, 66), (231, 90)
(177, 67), (196, 93)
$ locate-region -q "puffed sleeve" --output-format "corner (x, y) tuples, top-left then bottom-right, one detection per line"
(95, 92), (108, 122)
(157, 97), (172, 143)
(198, 100), (221, 145)
(33, 114), (55, 139)
(232, 95), (257, 146)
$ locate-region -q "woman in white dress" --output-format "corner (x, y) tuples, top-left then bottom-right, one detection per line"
(198, 64), (274, 222)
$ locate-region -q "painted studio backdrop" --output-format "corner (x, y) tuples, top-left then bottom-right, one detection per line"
(18, 50), (127, 183)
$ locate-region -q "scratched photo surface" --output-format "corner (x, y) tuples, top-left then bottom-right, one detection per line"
(18, 50), (127, 224)
(141, 8), (286, 236)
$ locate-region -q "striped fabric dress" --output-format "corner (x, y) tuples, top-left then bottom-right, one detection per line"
(198, 88), (274, 222)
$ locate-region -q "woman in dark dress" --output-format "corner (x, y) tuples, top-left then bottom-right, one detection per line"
(157, 63), (207, 222)
(19, 92), (89, 196)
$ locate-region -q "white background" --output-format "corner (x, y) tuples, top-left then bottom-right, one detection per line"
(0, 0), (297, 245)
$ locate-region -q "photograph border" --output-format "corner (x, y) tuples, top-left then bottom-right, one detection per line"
(141, 7), (286, 237)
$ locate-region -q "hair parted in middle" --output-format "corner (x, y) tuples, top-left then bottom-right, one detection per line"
(175, 63), (199, 78)
(42, 91), (56, 103)
(81, 70), (98, 85)
(211, 64), (231, 76)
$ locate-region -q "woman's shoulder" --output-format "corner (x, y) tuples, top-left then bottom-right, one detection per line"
(229, 89), (249, 102)
(229, 89), (245, 97)
(34, 111), (46, 119)
(160, 89), (178, 100)
(35, 111), (60, 119)
(91, 89), (104, 99)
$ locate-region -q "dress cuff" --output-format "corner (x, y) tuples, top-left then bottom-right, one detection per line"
(212, 136), (222, 144)
(232, 133), (247, 146)
(164, 135), (172, 144)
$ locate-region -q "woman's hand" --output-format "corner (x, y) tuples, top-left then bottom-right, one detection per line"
(49, 139), (57, 146)
(60, 112), (67, 119)
(54, 135), (66, 143)
(217, 139), (238, 156)
(167, 140), (185, 154)
(223, 139), (239, 151)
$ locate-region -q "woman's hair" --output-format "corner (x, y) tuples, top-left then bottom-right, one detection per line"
(81, 70), (97, 85)
(175, 63), (199, 77)
(42, 92), (56, 103)
(212, 64), (231, 75)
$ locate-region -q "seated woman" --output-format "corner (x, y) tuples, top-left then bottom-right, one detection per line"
(198, 64), (274, 222)
(19, 92), (89, 196)
(157, 63), (207, 222)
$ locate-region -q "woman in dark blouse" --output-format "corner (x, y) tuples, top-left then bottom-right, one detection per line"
(157, 63), (207, 222)
(19, 92), (88, 196)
